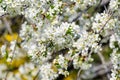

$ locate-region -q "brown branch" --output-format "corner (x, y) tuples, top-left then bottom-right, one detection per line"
(97, 12), (114, 34)
(70, 0), (103, 23)
(70, 6), (92, 22)
(101, 0), (110, 6)
(33, 69), (40, 80)
(2, 16), (12, 34)
(97, 52), (111, 79)
(80, 61), (112, 79)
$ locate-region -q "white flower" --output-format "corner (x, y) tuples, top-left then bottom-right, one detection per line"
(57, 55), (68, 69)
(1, 44), (6, 56)
(0, 7), (5, 16)
(0, 64), (7, 79)
(110, 35), (116, 49)
(39, 63), (58, 80)
(10, 40), (16, 51)
(110, 48), (120, 80)
(109, 0), (119, 11)
(58, 69), (69, 77)
(73, 54), (82, 69)
(19, 63), (35, 74)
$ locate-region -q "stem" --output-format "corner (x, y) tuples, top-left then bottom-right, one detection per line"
(97, 52), (110, 79)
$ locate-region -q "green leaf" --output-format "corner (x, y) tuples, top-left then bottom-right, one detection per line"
(0, 0), (2, 3)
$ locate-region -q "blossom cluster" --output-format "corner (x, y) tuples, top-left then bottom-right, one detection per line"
(0, 0), (120, 80)
(110, 48), (120, 80)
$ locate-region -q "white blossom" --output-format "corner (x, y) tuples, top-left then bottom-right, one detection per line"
(1, 44), (6, 56)
(109, 0), (119, 11)
(0, 0), (120, 80)
(39, 63), (58, 80)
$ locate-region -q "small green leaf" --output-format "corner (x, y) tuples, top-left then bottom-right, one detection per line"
(0, 0), (2, 3)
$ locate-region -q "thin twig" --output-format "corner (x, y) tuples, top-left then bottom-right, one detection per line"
(5, 71), (9, 80)
(10, 34), (19, 62)
(70, 0), (102, 23)
(97, 12), (114, 34)
(97, 52), (110, 79)
(100, 0), (110, 6)
(3, 16), (12, 34)
(80, 61), (112, 79)
(77, 69), (82, 80)
(33, 69), (40, 80)
(77, 47), (93, 80)
(70, 6), (92, 22)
